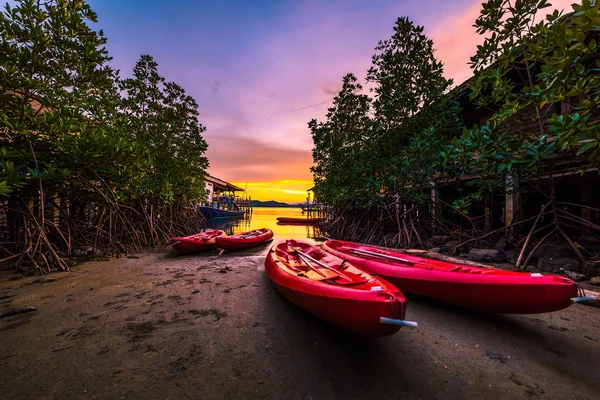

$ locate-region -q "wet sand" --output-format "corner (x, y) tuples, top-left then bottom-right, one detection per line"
(1, 246), (599, 400)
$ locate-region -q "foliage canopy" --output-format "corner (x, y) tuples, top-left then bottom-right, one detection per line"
(0, 0), (209, 204)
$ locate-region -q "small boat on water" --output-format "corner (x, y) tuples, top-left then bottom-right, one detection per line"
(322, 240), (578, 314)
(265, 239), (417, 337)
(198, 206), (245, 219)
(215, 228), (274, 251)
(170, 230), (226, 254)
(302, 204), (324, 212)
(276, 217), (325, 224)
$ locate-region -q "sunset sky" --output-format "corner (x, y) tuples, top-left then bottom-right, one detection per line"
(88, 0), (575, 203)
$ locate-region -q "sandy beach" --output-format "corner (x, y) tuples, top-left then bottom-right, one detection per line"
(1, 244), (599, 400)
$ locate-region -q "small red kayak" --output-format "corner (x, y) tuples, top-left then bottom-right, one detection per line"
(322, 240), (578, 314)
(265, 239), (416, 337)
(276, 217), (325, 224)
(215, 228), (274, 251)
(170, 230), (226, 254)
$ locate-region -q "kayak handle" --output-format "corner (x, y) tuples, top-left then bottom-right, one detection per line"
(380, 317), (418, 328)
(571, 295), (598, 303)
(171, 241), (180, 246)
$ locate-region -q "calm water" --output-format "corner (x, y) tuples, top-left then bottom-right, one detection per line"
(205, 207), (323, 241)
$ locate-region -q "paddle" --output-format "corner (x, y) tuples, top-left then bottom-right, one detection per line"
(293, 248), (353, 281)
(237, 230), (263, 240)
(344, 247), (414, 266)
(295, 252), (327, 278)
(199, 233), (221, 241)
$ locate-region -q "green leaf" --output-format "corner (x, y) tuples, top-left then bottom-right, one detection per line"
(577, 141), (597, 155)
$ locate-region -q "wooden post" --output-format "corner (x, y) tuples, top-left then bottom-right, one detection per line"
(54, 194), (60, 225)
(505, 173), (520, 227)
(431, 186), (440, 219)
(431, 186), (441, 232)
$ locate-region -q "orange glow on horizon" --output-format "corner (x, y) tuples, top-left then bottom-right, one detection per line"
(232, 180), (314, 203)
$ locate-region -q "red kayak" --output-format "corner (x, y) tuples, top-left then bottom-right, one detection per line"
(170, 230), (226, 254)
(322, 240), (578, 314)
(215, 228), (274, 251)
(276, 217), (325, 224)
(265, 239), (416, 337)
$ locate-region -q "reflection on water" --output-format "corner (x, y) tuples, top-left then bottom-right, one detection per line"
(205, 207), (322, 240)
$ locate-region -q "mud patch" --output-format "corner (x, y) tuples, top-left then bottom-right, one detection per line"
(0, 306), (37, 319)
(174, 273), (195, 279)
(154, 280), (174, 287)
(0, 315), (32, 332)
(548, 325), (569, 332)
(546, 347), (568, 357)
(144, 344), (160, 353)
(124, 321), (158, 342)
(188, 308), (227, 321)
(61, 325), (97, 340)
(167, 344), (203, 379)
(135, 290), (151, 299)
(485, 351), (507, 363)
(169, 357), (187, 377)
(508, 373), (545, 396)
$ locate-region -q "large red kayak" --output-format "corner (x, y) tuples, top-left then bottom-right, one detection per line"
(322, 240), (578, 314)
(276, 217), (325, 224)
(170, 230), (226, 254)
(215, 228), (274, 251)
(265, 239), (416, 337)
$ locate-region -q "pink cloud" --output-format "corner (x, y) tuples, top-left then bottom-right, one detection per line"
(430, 0), (576, 85)
(206, 136), (313, 182)
(199, 0), (576, 186)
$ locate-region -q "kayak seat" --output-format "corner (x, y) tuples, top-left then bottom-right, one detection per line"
(333, 277), (369, 286)
(305, 269), (340, 281)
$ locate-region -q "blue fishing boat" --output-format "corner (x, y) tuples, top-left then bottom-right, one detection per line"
(199, 206), (245, 219)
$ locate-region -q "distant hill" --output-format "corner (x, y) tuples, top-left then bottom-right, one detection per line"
(251, 200), (302, 208)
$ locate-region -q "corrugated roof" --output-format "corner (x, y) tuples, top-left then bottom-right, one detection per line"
(205, 174), (245, 192)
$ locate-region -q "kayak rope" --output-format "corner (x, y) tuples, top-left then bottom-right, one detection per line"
(576, 284), (586, 298)
(386, 292), (403, 320)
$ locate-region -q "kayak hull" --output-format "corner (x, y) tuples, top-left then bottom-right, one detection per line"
(276, 217), (325, 224)
(215, 228), (274, 251)
(323, 240), (577, 314)
(265, 240), (408, 337)
(199, 206), (245, 219)
(170, 230), (226, 254)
